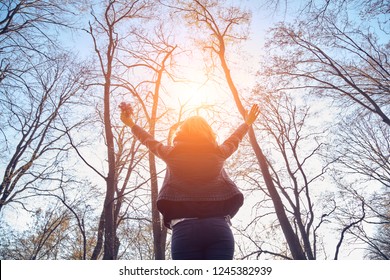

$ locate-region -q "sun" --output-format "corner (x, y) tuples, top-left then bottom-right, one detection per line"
(167, 73), (226, 117)
(177, 83), (209, 107)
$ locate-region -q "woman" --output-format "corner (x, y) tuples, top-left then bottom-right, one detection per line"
(120, 104), (260, 260)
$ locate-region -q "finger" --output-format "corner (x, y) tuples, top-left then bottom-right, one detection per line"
(251, 104), (258, 114)
(252, 105), (260, 118)
(250, 105), (256, 114)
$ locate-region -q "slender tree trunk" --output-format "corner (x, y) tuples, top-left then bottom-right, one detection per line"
(149, 153), (165, 259)
(296, 215), (315, 259)
(102, 80), (118, 260)
(149, 79), (165, 260)
(91, 209), (105, 259)
(148, 48), (175, 259)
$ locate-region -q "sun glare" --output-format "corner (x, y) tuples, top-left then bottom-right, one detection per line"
(162, 43), (232, 114)
(177, 83), (211, 107)
(168, 73), (224, 115)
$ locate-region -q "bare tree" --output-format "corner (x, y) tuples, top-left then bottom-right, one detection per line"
(365, 199), (390, 260)
(116, 215), (155, 260)
(0, 53), (88, 213)
(262, 10), (390, 126)
(234, 90), (335, 259)
(262, 0), (389, 25)
(38, 179), (103, 260)
(332, 115), (390, 188)
(0, 183), (102, 260)
(260, 92), (332, 259)
(257, 1), (389, 258)
(0, 205), (71, 260)
(0, 0), (77, 83)
(0, 0), (89, 213)
(328, 114), (390, 259)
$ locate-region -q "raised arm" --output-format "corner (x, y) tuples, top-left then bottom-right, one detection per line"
(219, 104), (260, 159)
(120, 102), (136, 128)
(130, 125), (172, 160)
(120, 103), (171, 160)
(245, 104), (260, 126)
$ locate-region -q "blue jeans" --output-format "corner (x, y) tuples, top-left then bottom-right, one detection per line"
(171, 217), (234, 260)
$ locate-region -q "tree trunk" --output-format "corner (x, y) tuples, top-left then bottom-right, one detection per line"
(148, 49), (175, 259)
(149, 74), (165, 260)
(91, 209), (105, 260)
(149, 153), (165, 259)
(102, 68), (118, 259)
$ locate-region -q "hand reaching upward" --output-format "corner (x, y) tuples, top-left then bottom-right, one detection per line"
(119, 102), (135, 128)
(245, 104), (260, 126)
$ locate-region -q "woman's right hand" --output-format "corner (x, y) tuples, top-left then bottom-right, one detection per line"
(121, 111), (135, 128)
(245, 104), (260, 126)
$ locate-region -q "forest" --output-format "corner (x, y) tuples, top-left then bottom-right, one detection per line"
(0, 0), (389, 260)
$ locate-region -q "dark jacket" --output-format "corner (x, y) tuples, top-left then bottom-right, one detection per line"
(131, 123), (249, 228)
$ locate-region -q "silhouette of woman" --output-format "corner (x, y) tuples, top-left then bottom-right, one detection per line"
(121, 104), (260, 260)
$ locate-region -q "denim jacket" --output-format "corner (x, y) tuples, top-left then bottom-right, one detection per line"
(131, 123), (249, 228)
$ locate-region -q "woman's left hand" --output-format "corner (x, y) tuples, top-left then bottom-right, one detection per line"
(245, 104), (260, 126)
